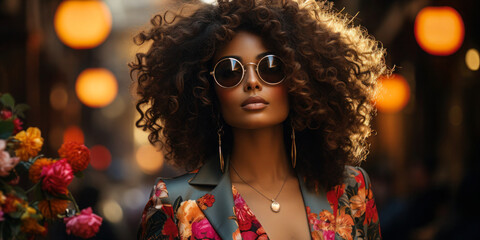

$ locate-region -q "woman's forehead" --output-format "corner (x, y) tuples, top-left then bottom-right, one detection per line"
(213, 31), (269, 63)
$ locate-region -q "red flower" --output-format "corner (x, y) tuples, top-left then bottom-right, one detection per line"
(355, 172), (365, 189)
(13, 118), (23, 134)
(58, 141), (90, 173)
(162, 218), (179, 238)
(64, 207), (103, 239)
(327, 184), (345, 217)
(365, 198), (379, 224)
(40, 159), (73, 195)
(0, 109), (12, 119)
(197, 194), (215, 210)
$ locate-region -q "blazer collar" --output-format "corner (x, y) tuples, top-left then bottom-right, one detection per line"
(188, 156), (333, 238)
(189, 157), (238, 239)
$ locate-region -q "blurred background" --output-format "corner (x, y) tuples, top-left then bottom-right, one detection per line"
(0, 0), (479, 239)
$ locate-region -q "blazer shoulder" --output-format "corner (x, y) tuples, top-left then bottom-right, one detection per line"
(151, 170), (211, 205)
(343, 165), (372, 191)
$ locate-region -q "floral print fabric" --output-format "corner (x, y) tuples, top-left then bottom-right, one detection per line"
(138, 167), (381, 240)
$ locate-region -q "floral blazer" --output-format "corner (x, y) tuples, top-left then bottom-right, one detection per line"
(138, 158), (381, 240)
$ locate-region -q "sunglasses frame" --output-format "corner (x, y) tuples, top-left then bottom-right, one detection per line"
(210, 54), (286, 88)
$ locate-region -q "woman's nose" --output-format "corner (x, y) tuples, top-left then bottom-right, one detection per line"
(243, 64), (262, 91)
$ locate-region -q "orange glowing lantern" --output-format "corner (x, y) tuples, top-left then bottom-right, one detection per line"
(63, 125), (85, 144)
(54, 0), (112, 49)
(376, 74), (410, 113)
(75, 68), (118, 108)
(90, 145), (112, 170)
(414, 6), (464, 56)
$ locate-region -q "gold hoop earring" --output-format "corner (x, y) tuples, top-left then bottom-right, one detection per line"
(291, 125), (297, 168)
(217, 125), (225, 172)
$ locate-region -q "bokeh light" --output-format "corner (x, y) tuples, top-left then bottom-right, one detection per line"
(465, 48), (480, 71)
(376, 74), (411, 113)
(54, 0), (112, 49)
(49, 84), (68, 110)
(90, 145), (112, 170)
(135, 144), (164, 174)
(63, 125), (85, 144)
(75, 68), (118, 108)
(101, 199), (123, 223)
(122, 188), (146, 210)
(100, 97), (126, 119)
(414, 6), (464, 56)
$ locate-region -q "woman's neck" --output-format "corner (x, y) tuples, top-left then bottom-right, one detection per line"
(229, 124), (292, 183)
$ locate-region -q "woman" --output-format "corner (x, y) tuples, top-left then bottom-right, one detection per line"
(131, 0), (386, 239)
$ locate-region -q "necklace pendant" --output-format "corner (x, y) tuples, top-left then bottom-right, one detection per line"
(270, 200), (280, 213)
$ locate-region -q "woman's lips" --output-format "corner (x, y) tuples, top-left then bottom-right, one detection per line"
(241, 96), (269, 110)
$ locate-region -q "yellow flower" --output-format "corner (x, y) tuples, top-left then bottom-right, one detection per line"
(14, 127), (43, 161)
(21, 217), (47, 236)
(0, 191), (6, 204)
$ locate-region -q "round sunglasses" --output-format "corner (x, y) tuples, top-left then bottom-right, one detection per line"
(210, 54), (286, 88)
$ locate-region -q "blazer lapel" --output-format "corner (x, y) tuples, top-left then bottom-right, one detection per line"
(297, 174), (333, 232)
(189, 157), (239, 240)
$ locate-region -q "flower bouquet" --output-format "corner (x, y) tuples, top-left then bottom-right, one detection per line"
(0, 93), (102, 239)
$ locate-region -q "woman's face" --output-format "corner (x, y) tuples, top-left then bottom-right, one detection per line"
(213, 31), (289, 129)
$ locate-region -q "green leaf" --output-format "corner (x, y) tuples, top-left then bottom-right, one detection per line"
(0, 120), (14, 139)
(13, 186), (27, 200)
(0, 93), (15, 108)
(13, 103), (29, 118)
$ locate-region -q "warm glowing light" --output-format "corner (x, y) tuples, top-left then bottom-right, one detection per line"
(466, 49), (480, 71)
(75, 68), (118, 108)
(90, 145), (112, 170)
(414, 6), (464, 56)
(101, 199), (123, 223)
(54, 0), (112, 49)
(50, 84), (68, 110)
(135, 144), (164, 174)
(376, 74), (410, 113)
(63, 125), (85, 144)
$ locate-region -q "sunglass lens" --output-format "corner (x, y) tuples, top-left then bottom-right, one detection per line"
(258, 55), (285, 84)
(214, 59), (243, 87)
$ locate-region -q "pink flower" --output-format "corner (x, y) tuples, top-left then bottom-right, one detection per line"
(241, 231), (258, 240)
(323, 230), (335, 240)
(40, 159), (73, 195)
(191, 218), (220, 240)
(0, 140), (20, 177)
(0, 210), (4, 221)
(64, 207), (102, 239)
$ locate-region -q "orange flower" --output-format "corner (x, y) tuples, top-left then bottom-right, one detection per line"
(176, 200), (205, 238)
(58, 141), (90, 173)
(29, 158), (55, 183)
(14, 127), (43, 161)
(21, 217), (47, 236)
(38, 199), (69, 219)
(336, 207), (354, 240)
(2, 194), (25, 213)
(349, 188), (366, 218)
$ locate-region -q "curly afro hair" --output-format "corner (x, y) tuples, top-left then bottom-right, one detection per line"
(130, 0), (387, 190)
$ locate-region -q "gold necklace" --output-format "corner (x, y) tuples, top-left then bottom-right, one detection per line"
(231, 164), (288, 213)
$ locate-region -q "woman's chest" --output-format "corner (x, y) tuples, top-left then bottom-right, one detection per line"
(232, 181), (311, 240)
